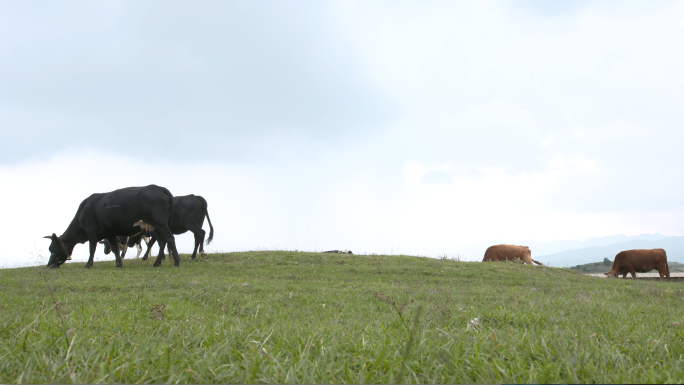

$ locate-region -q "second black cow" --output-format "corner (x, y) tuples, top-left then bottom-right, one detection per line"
(142, 194), (214, 261)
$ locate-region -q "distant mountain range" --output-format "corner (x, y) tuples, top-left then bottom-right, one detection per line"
(524, 233), (673, 256)
(456, 233), (682, 266)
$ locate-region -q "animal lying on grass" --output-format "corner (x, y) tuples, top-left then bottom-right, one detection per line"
(604, 248), (670, 281)
(482, 244), (544, 266)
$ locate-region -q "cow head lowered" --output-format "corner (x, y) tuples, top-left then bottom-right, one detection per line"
(43, 233), (72, 268)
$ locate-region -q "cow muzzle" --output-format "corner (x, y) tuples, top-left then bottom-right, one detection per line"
(47, 254), (66, 268)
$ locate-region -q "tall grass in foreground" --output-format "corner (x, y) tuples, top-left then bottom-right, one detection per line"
(1, 251), (683, 383)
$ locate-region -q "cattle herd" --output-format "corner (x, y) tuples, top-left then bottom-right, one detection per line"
(483, 244), (671, 281)
(44, 185), (212, 268)
(43, 185), (673, 281)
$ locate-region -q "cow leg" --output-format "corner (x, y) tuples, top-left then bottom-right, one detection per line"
(659, 266), (671, 282)
(622, 273), (627, 279)
(146, 213), (180, 266)
(197, 227), (207, 258)
(108, 236), (124, 268)
(85, 237), (98, 268)
(153, 238), (167, 267)
(630, 270), (637, 279)
(120, 244), (128, 259)
(142, 237), (157, 261)
(195, 227), (207, 259)
(156, 227), (180, 267)
(136, 235), (149, 259)
(665, 264), (671, 282)
(186, 225), (205, 260)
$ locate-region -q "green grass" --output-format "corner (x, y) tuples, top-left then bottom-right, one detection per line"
(1, 251), (684, 383)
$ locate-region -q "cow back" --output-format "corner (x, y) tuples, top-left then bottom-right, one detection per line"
(83, 185), (173, 236)
(483, 244), (531, 262)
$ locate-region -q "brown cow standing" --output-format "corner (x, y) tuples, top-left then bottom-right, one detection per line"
(482, 244), (544, 265)
(604, 248), (670, 281)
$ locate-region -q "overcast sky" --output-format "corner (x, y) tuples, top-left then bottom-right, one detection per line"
(2, 0), (684, 267)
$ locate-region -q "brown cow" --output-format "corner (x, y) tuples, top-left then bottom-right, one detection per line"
(482, 244), (543, 265)
(604, 249), (670, 281)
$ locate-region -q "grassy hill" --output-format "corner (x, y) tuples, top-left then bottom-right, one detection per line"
(570, 259), (684, 274)
(1, 252), (684, 383)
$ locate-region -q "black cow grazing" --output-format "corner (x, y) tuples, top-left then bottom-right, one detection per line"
(142, 194), (214, 261)
(323, 250), (353, 254)
(43, 185), (181, 268)
(101, 232), (150, 259)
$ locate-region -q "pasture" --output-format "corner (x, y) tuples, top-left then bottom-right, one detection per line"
(1, 251), (683, 383)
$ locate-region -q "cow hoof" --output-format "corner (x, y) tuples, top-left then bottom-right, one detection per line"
(153, 263), (160, 267)
(84, 264), (92, 269)
(190, 257), (196, 261)
(116, 264), (123, 268)
(48, 264), (60, 269)
(174, 263), (180, 267)
(141, 256), (148, 261)
(200, 252), (207, 258)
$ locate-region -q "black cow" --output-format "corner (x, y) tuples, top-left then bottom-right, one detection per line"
(43, 185), (181, 268)
(101, 232), (150, 259)
(142, 194), (214, 261)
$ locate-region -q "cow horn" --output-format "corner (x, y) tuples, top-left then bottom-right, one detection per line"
(44, 235), (52, 239)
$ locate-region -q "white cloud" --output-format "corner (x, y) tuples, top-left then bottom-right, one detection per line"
(2, 1), (684, 266)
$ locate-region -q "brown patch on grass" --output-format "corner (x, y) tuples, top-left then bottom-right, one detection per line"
(150, 304), (166, 321)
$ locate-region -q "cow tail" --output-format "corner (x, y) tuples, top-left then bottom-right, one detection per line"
(665, 250), (671, 276)
(198, 196), (214, 244)
(531, 259), (544, 266)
